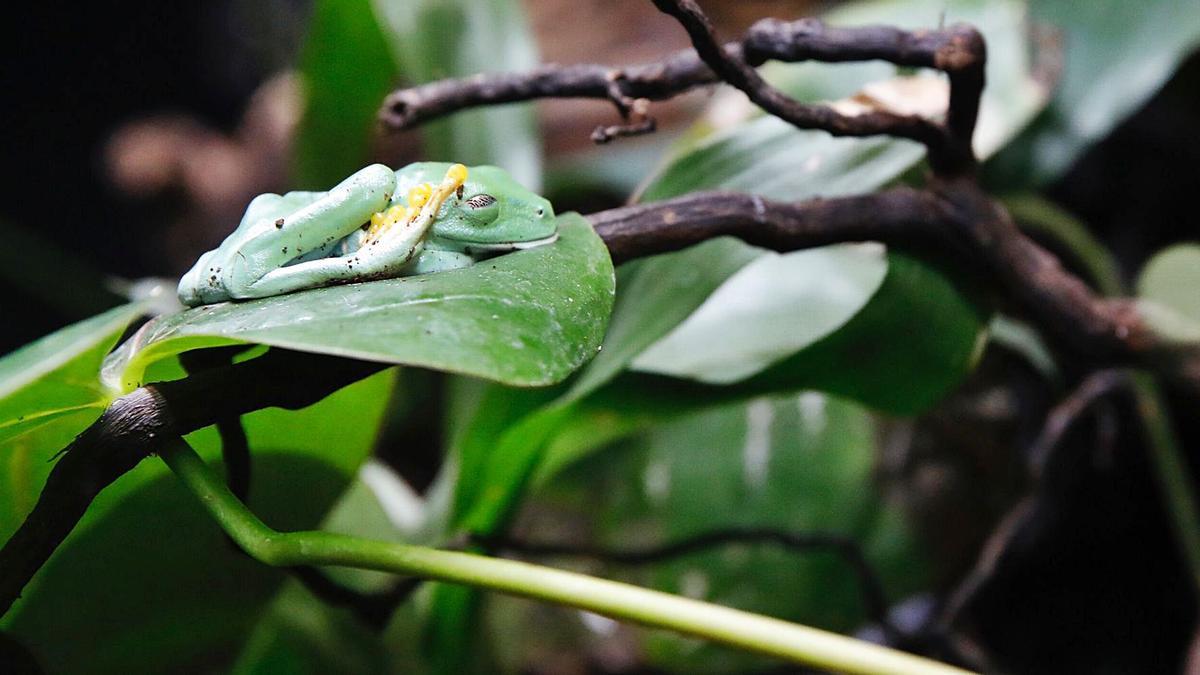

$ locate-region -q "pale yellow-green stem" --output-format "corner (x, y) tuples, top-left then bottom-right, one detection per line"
(159, 439), (972, 675)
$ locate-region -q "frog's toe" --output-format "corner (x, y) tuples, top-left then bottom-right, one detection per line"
(177, 249), (230, 307)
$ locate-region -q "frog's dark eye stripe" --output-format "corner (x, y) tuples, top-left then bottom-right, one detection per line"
(465, 194), (497, 209)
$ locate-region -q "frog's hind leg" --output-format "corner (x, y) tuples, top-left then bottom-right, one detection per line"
(222, 165), (397, 299)
(238, 216), (431, 298)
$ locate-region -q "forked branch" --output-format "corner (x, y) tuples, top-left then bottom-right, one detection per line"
(380, 3), (984, 173)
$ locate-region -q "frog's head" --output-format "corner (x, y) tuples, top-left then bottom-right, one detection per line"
(428, 165), (557, 252)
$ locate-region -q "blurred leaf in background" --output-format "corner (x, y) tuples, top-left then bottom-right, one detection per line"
(0, 304), (149, 541)
(373, 0), (542, 188)
(986, 0), (1200, 188)
(293, 0), (400, 188)
(1137, 243), (1200, 322)
(538, 392), (926, 673)
(295, 0), (542, 189)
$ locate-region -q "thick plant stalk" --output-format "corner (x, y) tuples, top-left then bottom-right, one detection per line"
(159, 439), (972, 675)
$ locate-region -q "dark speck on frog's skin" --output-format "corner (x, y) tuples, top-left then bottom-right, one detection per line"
(275, 218), (285, 228)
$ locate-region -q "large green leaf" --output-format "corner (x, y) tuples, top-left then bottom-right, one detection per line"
(294, 0), (542, 189)
(293, 0), (400, 188)
(986, 0), (1200, 187)
(733, 251), (988, 414)
(435, 247), (985, 667)
(372, 0), (542, 188)
(101, 214), (615, 393)
(0, 303), (147, 540)
(3, 369), (396, 674)
(528, 251), (992, 487)
(630, 243), (887, 384)
(566, 238), (764, 400)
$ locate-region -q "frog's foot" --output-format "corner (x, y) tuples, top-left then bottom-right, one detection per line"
(178, 249), (231, 306)
(363, 163), (468, 247)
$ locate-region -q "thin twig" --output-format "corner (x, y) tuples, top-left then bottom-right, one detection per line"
(650, 0), (949, 160)
(287, 568), (422, 630)
(939, 370), (1129, 629)
(179, 347), (253, 500)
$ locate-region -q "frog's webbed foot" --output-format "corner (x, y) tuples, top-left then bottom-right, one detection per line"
(178, 249), (223, 306)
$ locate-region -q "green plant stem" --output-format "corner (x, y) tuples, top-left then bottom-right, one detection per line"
(158, 439), (971, 675)
(1131, 374), (1200, 591)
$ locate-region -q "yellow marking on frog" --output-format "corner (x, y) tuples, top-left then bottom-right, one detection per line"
(407, 183), (432, 209)
(366, 164), (470, 244)
(446, 163), (468, 185)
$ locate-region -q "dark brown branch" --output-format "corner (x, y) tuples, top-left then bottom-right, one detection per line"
(588, 187), (952, 264)
(380, 59), (713, 133)
(742, 17), (985, 160)
(179, 347), (253, 501)
(0, 350), (386, 616)
(0, 388), (169, 618)
(586, 183), (1200, 389)
(379, 12), (984, 173)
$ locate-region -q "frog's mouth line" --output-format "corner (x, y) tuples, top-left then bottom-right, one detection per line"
(460, 232), (559, 254)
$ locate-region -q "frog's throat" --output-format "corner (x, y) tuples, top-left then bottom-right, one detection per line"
(365, 163), (468, 244)
(457, 232), (560, 254)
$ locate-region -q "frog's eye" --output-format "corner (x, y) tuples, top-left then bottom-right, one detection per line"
(535, 207), (545, 217)
(465, 194), (497, 209)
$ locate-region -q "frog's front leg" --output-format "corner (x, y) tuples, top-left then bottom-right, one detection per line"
(221, 164), (397, 300)
(404, 248), (475, 275)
